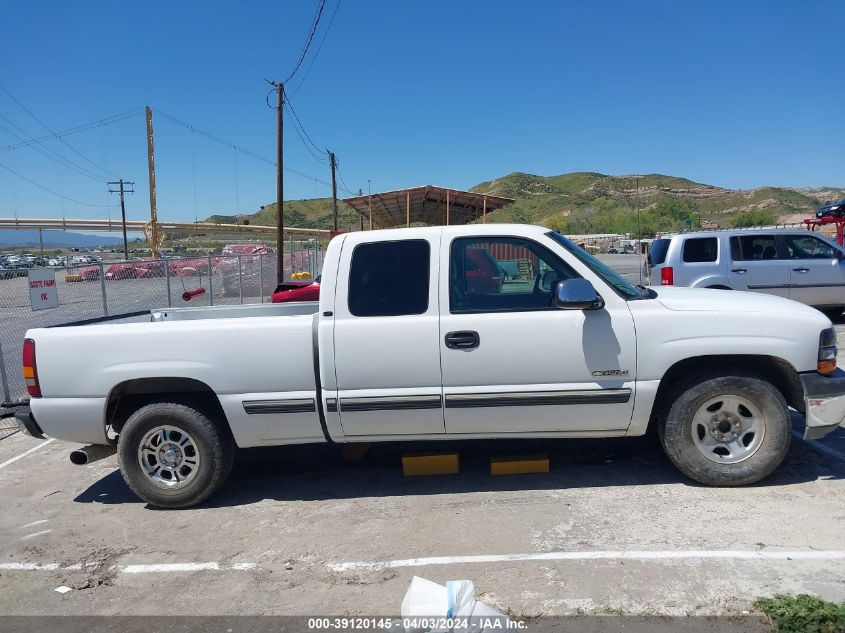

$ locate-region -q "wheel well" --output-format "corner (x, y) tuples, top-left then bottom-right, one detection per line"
(650, 355), (804, 423)
(105, 378), (232, 440)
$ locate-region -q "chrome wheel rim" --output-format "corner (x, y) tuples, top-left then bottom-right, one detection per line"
(137, 426), (201, 489)
(691, 394), (766, 464)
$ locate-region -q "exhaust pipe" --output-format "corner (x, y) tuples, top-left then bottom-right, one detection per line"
(69, 444), (116, 465)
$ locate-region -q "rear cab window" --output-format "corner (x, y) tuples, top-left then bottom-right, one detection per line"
(682, 237), (718, 263)
(348, 240), (430, 316)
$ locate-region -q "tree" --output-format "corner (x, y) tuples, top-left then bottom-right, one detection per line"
(732, 210), (777, 228)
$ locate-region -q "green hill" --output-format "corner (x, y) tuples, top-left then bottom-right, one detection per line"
(205, 172), (845, 238)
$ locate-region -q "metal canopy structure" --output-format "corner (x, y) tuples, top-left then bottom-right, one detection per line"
(342, 185), (514, 229)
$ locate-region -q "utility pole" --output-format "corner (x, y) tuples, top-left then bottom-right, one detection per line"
(368, 179), (372, 230)
(267, 80), (285, 284)
(108, 179), (135, 259)
(145, 106), (159, 258)
(328, 150), (338, 232)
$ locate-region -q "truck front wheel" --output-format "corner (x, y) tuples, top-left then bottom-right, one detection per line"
(117, 401), (235, 508)
(659, 373), (791, 486)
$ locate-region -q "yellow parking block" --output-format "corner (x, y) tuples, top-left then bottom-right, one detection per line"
(490, 454), (549, 476)
(402, 453), (460, 477)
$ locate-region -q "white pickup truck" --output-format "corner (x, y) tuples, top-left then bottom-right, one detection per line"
(16, 224), (845, 508)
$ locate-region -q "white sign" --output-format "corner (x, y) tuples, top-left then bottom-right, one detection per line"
(28, 268), (58, 311)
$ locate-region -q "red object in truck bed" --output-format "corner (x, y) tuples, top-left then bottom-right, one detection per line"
(271, 280), (320, 303)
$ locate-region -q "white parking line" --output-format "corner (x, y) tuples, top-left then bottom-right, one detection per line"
(0, 561), (256, 573)
(120, 562), (256, 573)
(0, 438), (54, 470)
(19, 529), (51, 541)
(794, 430), (845, 462)
(327, 549), (845, 572)
(19, 519), (49, 529)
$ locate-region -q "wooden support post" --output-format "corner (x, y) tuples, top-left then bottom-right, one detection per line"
(483, 195), (487, 224)
(446, 190), (450, 225)
(145, 106), (159, 257)
(406, 191), (411, 227)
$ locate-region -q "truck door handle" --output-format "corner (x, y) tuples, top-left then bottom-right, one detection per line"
(445, 330), (480, 349)
(731, 268), (747, 274)
(792, 267), (810, 273)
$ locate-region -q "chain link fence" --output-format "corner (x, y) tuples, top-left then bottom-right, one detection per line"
(0, 243), (324, 423)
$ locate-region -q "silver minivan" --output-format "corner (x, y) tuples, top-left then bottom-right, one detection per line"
(645, 229), (845, 317)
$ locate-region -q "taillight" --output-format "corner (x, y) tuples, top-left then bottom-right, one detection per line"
(22, 338), (41, 398)
(661, 267), (674, 286)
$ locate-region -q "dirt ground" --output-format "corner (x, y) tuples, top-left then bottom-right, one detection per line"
(1, 415), (844, 618)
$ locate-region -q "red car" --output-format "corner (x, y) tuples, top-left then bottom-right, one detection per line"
(271, 277), (321, 303)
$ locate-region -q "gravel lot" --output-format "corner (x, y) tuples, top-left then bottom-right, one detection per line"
(1, 252), (844, 619)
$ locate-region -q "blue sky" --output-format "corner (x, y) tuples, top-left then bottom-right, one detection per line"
(0, 0), (843, 224)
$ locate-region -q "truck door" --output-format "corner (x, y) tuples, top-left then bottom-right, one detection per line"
(438, 233), (637, 434)
(727, 234), (790, 298)
(330, 232), (445, 437)
(781, 234), (845, 307)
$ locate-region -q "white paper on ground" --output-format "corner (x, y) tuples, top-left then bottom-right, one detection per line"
(401, 576), (509, 633)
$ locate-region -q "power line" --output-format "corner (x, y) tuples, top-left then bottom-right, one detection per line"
(291, 0), (342, 96)
(0, 108), (143, 152)
(284, 95), (325, 157)
(284, 105), (327, 163)
(154, 108), (333, 188)
(0, 83), (119, 180)
(0, 115), (111, 182)
(335, 163), (356, 197)
(0, 160), (112, 207)
(284, 0), (327, 83)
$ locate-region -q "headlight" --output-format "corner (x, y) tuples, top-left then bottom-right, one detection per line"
(818, 327), (837, 375)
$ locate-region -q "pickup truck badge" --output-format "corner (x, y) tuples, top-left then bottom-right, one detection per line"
(592, 369), (629, 377)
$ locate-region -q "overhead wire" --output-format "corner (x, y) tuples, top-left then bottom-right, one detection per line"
(155, 108), (333, 189)
(0, 83), (120, 180)
(0, 159), (112, 207)
(284, 0), (327, 83)
(291, 0), (342, 96)
(284, 95), (326, 158)
(0, 108), (143, 152)
(0, 114), (111, 182)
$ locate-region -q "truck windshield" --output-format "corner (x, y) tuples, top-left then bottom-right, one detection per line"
(547, 232), (641, 300)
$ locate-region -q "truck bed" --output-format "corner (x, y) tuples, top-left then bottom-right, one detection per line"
(150, 301), (318, 322)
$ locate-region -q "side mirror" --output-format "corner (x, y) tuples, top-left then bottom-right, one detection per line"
(554, 279), (605, 311)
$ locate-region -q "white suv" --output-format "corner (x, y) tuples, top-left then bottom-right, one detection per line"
(645, 229), (845, 318)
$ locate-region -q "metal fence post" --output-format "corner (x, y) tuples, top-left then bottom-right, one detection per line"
(238, 254), (244, 305)
(259, 253), (265, 303)
(0, 338), (11, 405)
(99, 262), (108, 317)
(208, 254), (214, 306)
(164, 255), (172, 308)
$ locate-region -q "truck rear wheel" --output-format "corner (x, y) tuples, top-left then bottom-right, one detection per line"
(659, 372), (791, 486)
(117, 401), (234, 508)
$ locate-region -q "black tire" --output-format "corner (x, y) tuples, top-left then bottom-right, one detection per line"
(658, 372), (791, 486)
(118, 401), (235, 508)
